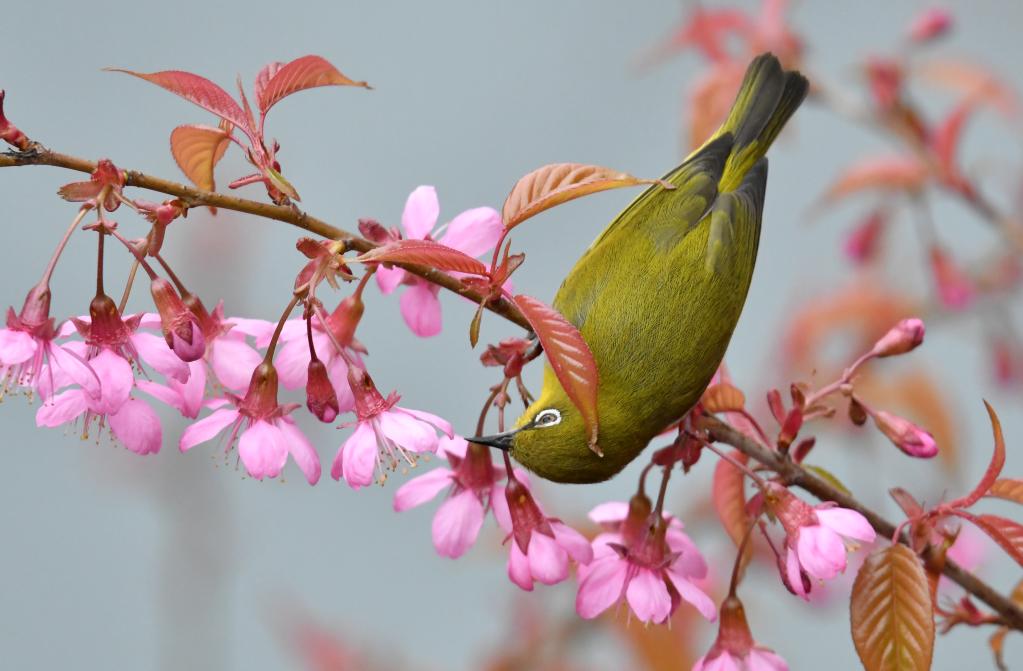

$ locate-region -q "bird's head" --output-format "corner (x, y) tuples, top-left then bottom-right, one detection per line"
(471, 387), (634, 484)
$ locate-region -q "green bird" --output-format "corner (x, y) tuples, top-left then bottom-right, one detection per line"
(473, 54), (808, 483)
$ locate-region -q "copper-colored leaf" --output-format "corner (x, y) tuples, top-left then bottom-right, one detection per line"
(108, 68), (250, 133)
(169, 124), (231, 192)
(821, 155), (929, 202)
(712, 449), (749, 551)
(986, 479), (1023, 505)
(990, 627), (1009, 671)
(959, 512), (1023, 567)
(502, 163), (666, 230)
(354, 239), (489, 276)
(851, 544), (935, 671)
(512, 295), (600, 453)
(701, 382), (746, 414)
(955, 401), (1006, 508)
(256, 55), (370, 115)
(890, 487), (925, 519)
(57, 181), (100, 203)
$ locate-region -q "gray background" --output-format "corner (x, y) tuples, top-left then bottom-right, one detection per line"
(1, 1), (1021, 669)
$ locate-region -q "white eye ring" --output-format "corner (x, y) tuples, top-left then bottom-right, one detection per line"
(534, 408), (562, 428)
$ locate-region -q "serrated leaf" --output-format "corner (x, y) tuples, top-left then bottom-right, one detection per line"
(712, 449), (749, 551)
(169, 124), (231, 192)
(256, 55), (370, 115)
(959, 512), (1023, 567)
(355, 239), (489, 276)
(851, 544), (935, 671)
(986, 479), (1023, 505)
(821, 156), (929, 202)
(108, 68), (251, 134)
(512, 294), (600, 454)
(502, 163), (666, 230)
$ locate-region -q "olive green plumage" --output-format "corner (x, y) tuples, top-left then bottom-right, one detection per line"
(509, 54), (808, 483)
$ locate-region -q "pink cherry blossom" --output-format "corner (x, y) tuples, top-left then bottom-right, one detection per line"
(376, 186), (503, 337)
(331, 366), (451, 489)
(693, 597), (788, 671)
(394, 436), (513, 558)
(492, 476), (592, 591)
(768, 483), (876, 600)
(194, 299), (273, 393)
(179, 362), (320, 484)
(576, 496), (716, 624)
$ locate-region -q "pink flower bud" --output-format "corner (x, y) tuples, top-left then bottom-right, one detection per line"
(0, 90), (29, 150)
(844, 210), (885, 265)
(150, 278), (206, 362)
(908, 8), (952, 43)
(865, 57), (903, 110)
(306, 359), (340, 423)
(872, 410), (938, 458)
(930, 246), (974, 310)
(871, 317), (926, 357)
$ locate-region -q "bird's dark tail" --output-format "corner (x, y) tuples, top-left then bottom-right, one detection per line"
(710, 53), (808, 193)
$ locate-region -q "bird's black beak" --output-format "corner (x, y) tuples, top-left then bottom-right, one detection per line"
(468, 428), (519, 451)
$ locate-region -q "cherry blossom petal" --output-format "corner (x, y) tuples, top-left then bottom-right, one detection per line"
(210, 337), (263, 391)
(667, 527), (708, 579)
(626, 568), (672, 623)
(393, 467), (454, 511)
(278, 418), (321, 485)
(528, 532), (569, 585)
(325, 357), (355, 414)
(176, 361), (207, 418)
(36, 389), (88, 427)
(402, 185), (440, 240)
(397, 406), (453, 438)
(336, 422), (378, 488)
(491, 484), (512, 531)
(378, 410), (438, 453)
(551, 522), (594, 565)
(508, 541), (534, 591)
(432, 488), (484, 558)
(436, 435), (468, 459)
(136, 379), (188, 416)
(399, 281), (442, 337)
(49, 343), (101, 398)
(588, 501), (629, 525)
(179, 407), (240, 451)
(815, 507), (876, 543)
(797, 526), (846, 580)
(576, 556), (628, 619)
(88, 349), (134, 414)
(131, 332), (189, 383)
(785, 547), (809, 600)
(109, 398), (162, 455)
(747, 648), (789, 671)
(375, 265), (405, 295)
(704, 652), (742, 671)
(665, 570), (717, 621)
(274, 337), (311, 389)
(226, 317), (276, 344)
(238, 420), (288, 480)
(438, 206), (503, 257)
(0, 329), (37, 364)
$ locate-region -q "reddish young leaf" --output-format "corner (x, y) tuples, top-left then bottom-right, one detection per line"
(850, 544), (935, 671)
(821, 155), (929, 202)
(958, 512), (1023, 567)
(512, 294), (600, 454)
(712, 449), (750, 550)
(889, 487), (925, 519)
(917, 59), (1019, 117)
(986, 479), (1023, 505)
(701, 382), (746, 414)
(950, 401), (1005, 509)
(256, 55), (370, 115)
(354, 239), (489, 276)
(108, 68), (251, 134)
(502, 163), (667, 230)
(169, 124), (231, 192)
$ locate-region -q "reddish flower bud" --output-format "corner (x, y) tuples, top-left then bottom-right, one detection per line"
(872, 410), (938, 458)
(908, 8), (952, 43)
(240, 361), (281, 418)
(865, 57), (903, 110)
(504, 476), (550, 554)
(766, 388), (785, 425)
(150, 278), (206, 362)
(0, 90), (29, 150)
(930, 246), (974, 310)
(777, 407), (803, 452)
(306, 359), (340, 423)
(328, 294), (364, 348)
(843, 210), (885, 265)
(871, 317), (925, 358)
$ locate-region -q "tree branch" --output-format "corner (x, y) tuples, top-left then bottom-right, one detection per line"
(0, 145), (532, 331)
(698, 414), (1023, 632)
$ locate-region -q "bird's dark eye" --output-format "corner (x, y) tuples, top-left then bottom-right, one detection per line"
(534, 409), (562, 428)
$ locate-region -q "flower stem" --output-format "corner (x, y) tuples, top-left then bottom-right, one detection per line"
(39, 205), (90, 288)
(264, 294), (301, 362)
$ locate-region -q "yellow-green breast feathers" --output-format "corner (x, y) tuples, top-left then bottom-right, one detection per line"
(509, 54), (808, 483)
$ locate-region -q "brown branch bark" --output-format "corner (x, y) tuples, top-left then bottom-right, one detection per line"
(0, 145), (532, 331)
(698, 414), (1023, 632)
